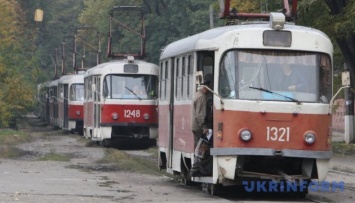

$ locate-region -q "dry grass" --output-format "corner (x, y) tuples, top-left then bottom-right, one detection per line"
(97, 148), (162, 176)
(332, 141), (355, 156)
(37, 150), (71, 162)
(0, 129), (32, 158)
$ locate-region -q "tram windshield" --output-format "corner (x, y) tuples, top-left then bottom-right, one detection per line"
(70, 84), (84, 101)
(103, 74), (158, 100)
(218, 50), (332, 103)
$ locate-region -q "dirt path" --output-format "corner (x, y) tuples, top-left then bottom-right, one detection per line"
(1, 117), (355, 203)
(0, 117), (229, 203)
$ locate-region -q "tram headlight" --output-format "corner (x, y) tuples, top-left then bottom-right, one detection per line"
(143, 113), (149, 120)
(239, 129), (252, 142)
(76, 111), (80, 116)
(111, 112), (119, 120)
(304, 131), (316, 145)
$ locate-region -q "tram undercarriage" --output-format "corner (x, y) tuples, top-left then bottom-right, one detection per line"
(160, 148), (331, 194)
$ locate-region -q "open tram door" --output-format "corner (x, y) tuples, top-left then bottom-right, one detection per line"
(197, 51), (215, 132)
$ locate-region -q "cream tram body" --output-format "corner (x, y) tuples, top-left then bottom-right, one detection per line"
(158, 13), (333, 190)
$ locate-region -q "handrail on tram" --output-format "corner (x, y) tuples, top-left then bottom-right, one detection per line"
(201, 85), (224, 111)
(329, 85), (351, 114)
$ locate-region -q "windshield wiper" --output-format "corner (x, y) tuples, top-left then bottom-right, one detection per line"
(249, 86), (301, 104)
(125, 86), (142, 101)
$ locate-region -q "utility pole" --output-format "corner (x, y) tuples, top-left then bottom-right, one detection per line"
(344, 63), (355, 143)
(209, 4), (214, 29)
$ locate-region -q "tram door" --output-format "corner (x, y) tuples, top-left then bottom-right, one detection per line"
(63, 84), (69, 129)
(93, 76), (101, 138)
(46, 89), (50, 123)
(197, 51), (214, 133)
(167, 59), (175, 168)
(53, 87), (58, 126)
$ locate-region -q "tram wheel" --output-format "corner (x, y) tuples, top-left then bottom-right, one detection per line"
(202, 183), (220, 195)
(182, 177), (191, 186)
(295, 188), (308, 198)
(99, 139), (111, 147)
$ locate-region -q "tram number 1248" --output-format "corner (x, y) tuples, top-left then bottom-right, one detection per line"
(124, 109), (141, 118)
(266, 127), (290, 142)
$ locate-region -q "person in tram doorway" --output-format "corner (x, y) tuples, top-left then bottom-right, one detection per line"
(190, 80), (213, 177)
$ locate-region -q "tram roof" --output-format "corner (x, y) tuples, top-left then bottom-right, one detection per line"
(84, 59), (159, 77)
(58, 73), (84, 84)
(160, 22), (332, 60)
(48, 79), (59, 87)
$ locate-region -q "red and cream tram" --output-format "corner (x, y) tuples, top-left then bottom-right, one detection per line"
(83, 56), (159, 146)
(57, 73), (85, 134)
(158, 12), (333, 194)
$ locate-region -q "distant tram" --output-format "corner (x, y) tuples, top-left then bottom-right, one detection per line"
(57, 73), (85, 134)
(158, 12), (333, 194)
(83, 56), (159, 146)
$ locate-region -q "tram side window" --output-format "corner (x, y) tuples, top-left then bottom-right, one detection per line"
(319, 54), (332, 103)
(88, 77), (92, 100)
(59, 85), (63, 99)
(49, 89), (53, 102)
(162, 60), (168, 101)
(84, 79), (87, 100)
(159, 62), (163, 101)
(175, 58), (180, 100)
(187, 55), (194, 100)
(103, 75), (111, 98)
(97, 76), (101, 102)
(164, 61), (168, 101)
(70, 84), (84, 101)
(182, 56), (186, 100)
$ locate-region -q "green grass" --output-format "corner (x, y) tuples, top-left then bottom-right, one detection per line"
(37, 151), (71, 162)
(97, 148), (162, 176)
(0, 129), (32, 158)
(0, 129), (31, 145)
(332, 141), (355, 156)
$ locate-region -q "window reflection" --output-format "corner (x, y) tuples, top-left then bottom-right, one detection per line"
(103, 74), (158, 100)
(70, 84), (84, 101)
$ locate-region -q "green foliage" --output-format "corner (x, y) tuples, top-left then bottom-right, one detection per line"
(0, 0), (38, 127)
(98, 148), (160, 175)
(332, 141), (355, 156)
(37, 151), (71, 162)
(78, 0), (214, 63)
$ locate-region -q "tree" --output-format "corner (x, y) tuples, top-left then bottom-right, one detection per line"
(0, 0), (36, 127)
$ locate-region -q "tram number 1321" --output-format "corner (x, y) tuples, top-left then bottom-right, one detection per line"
(266, 127), (290, 142)
(124, 109), (141, 118)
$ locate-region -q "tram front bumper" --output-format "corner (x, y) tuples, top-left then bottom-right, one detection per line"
(210, 148), (332, 159)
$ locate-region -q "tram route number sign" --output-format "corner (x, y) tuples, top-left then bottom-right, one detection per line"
(266, 127), (290, 142)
